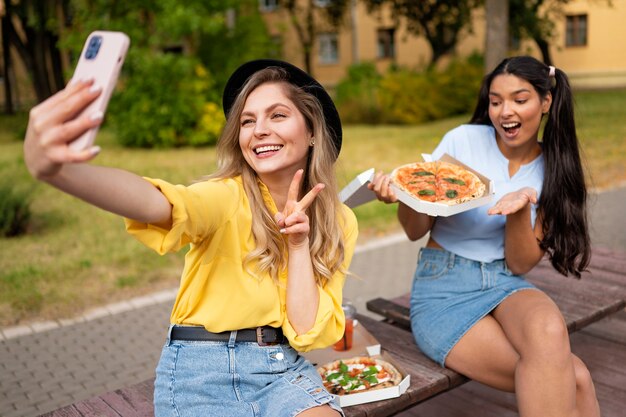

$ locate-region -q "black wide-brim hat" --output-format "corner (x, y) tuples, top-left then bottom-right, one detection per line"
(222, 59), (342, 156)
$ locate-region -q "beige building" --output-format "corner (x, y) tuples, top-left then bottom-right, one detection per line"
(259, 0), (626, 89)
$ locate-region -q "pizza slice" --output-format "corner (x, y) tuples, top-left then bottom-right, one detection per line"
(318, 356), (403, 396)
(435, 161), (486, 205)
(391, 162), (438, 202)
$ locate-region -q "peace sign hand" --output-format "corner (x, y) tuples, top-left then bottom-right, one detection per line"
(275, 169), (325, 248)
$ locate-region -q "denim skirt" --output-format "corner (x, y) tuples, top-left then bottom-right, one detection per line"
(154, 328), (343, 417)
(410, 247), (539, 367)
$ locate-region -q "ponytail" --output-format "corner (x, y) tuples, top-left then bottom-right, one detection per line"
(539, 67), (590, 277)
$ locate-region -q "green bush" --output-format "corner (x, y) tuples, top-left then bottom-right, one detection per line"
(336, 54), (484, 125)
(428, 53), (484, 119)
(109, 53), (224, 148)
(378, 68), (435, 124)
(335, 62), (384, 124)
(0, 181), (32, 237)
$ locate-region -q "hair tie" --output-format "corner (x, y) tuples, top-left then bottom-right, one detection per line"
(549, 65), (556, 77)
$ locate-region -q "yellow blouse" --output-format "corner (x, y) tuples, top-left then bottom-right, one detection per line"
(124, 175), (358, 352)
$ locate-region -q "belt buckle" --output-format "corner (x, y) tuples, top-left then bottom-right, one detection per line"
(256, 327), (270, 346)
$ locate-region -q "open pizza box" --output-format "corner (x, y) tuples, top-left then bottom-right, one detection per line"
(339, 154), (494, 217)
(303, 321), (411, 407)
(338, 167), (377, 209)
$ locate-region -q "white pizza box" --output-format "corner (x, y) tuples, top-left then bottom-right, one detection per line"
(303, 321), (411, 407)
(338, 154), (495, 216)
(339, 168), (376, 208)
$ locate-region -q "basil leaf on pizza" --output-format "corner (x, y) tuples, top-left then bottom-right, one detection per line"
(392, 160), (486, 205)
(318, 356), (403, 396)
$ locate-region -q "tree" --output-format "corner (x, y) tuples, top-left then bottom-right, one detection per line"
(509, 0), (610, 65)
(2, 0), (69, 105)
(197, 1), (278, 92)
(363, 0), (482, 67)
(509, 0), (557, 65)
(484, 0), (508, 73)
(2, 5), (15, 114)
(61, 0), (255, 147)
(279, 0), (351, 75)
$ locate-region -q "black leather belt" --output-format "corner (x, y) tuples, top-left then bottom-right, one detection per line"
(171, 325), (285, 346)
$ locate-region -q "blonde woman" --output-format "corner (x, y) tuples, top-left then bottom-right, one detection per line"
(24, 59), (357, 417)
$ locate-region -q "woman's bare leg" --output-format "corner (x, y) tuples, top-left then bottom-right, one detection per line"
(296, 405), (341, 417)
(445, 289), (599, 417)
(493, 290), (599, 417)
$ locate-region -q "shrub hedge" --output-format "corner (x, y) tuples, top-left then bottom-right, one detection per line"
(0, 180), (32, 237)
(335, 54), (484, 125)
(108, 53), (224, 148)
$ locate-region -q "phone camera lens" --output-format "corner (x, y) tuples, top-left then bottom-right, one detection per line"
(85, 35), (103, 60)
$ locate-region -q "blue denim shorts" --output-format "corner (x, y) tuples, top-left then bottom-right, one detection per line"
(154, 327), (343, 417)
(410, 247), (539, 367)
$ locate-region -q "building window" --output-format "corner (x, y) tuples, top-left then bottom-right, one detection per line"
(318, 33), (338, 64)
(566, 14), (587, 47)
(377, 28), (395, 59)
(259, 0), (278, 12)
(314, 0), (332, 7)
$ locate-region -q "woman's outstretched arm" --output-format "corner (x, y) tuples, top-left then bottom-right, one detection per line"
(24, 78), (172, 225)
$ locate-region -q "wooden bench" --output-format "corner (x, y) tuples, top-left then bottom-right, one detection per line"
(40, 248), (626, 417)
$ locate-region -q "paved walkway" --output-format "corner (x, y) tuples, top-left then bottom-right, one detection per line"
(1, 186), (624, 417)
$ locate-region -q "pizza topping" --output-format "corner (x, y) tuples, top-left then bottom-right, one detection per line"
(323, 361), (384, 392)
(442, 177), (466, 185)
(418, 189), (435, 196)
(318, 356), (403, 396)
(412, 170), (434, 177)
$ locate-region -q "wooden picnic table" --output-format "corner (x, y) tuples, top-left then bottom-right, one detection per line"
(40, 247), (626, 417)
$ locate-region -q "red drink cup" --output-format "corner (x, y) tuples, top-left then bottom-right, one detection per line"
(334, 302), (356, 351)
(333, 317), (354, 351)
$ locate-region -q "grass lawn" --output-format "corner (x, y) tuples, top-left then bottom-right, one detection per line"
(1, 88), (626, 326)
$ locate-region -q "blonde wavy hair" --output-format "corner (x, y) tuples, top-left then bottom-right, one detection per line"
(208, 67), (347, 287)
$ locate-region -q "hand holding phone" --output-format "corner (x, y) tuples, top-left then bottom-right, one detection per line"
(69, 30), (129, 151)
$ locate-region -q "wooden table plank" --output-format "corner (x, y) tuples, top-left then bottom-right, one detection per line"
(73, 397), (124, 416)
(98, 380), (154, 415)
(39, 407), (85, 417)
(40, 381), (154, 417)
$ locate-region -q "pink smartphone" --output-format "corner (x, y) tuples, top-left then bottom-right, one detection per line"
(69, 30), (130, 151)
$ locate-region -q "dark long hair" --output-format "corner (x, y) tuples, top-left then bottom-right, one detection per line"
(470, 56), (590, 277)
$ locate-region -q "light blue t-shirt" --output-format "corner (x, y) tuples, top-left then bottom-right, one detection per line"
(430, 124), (544, 263)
